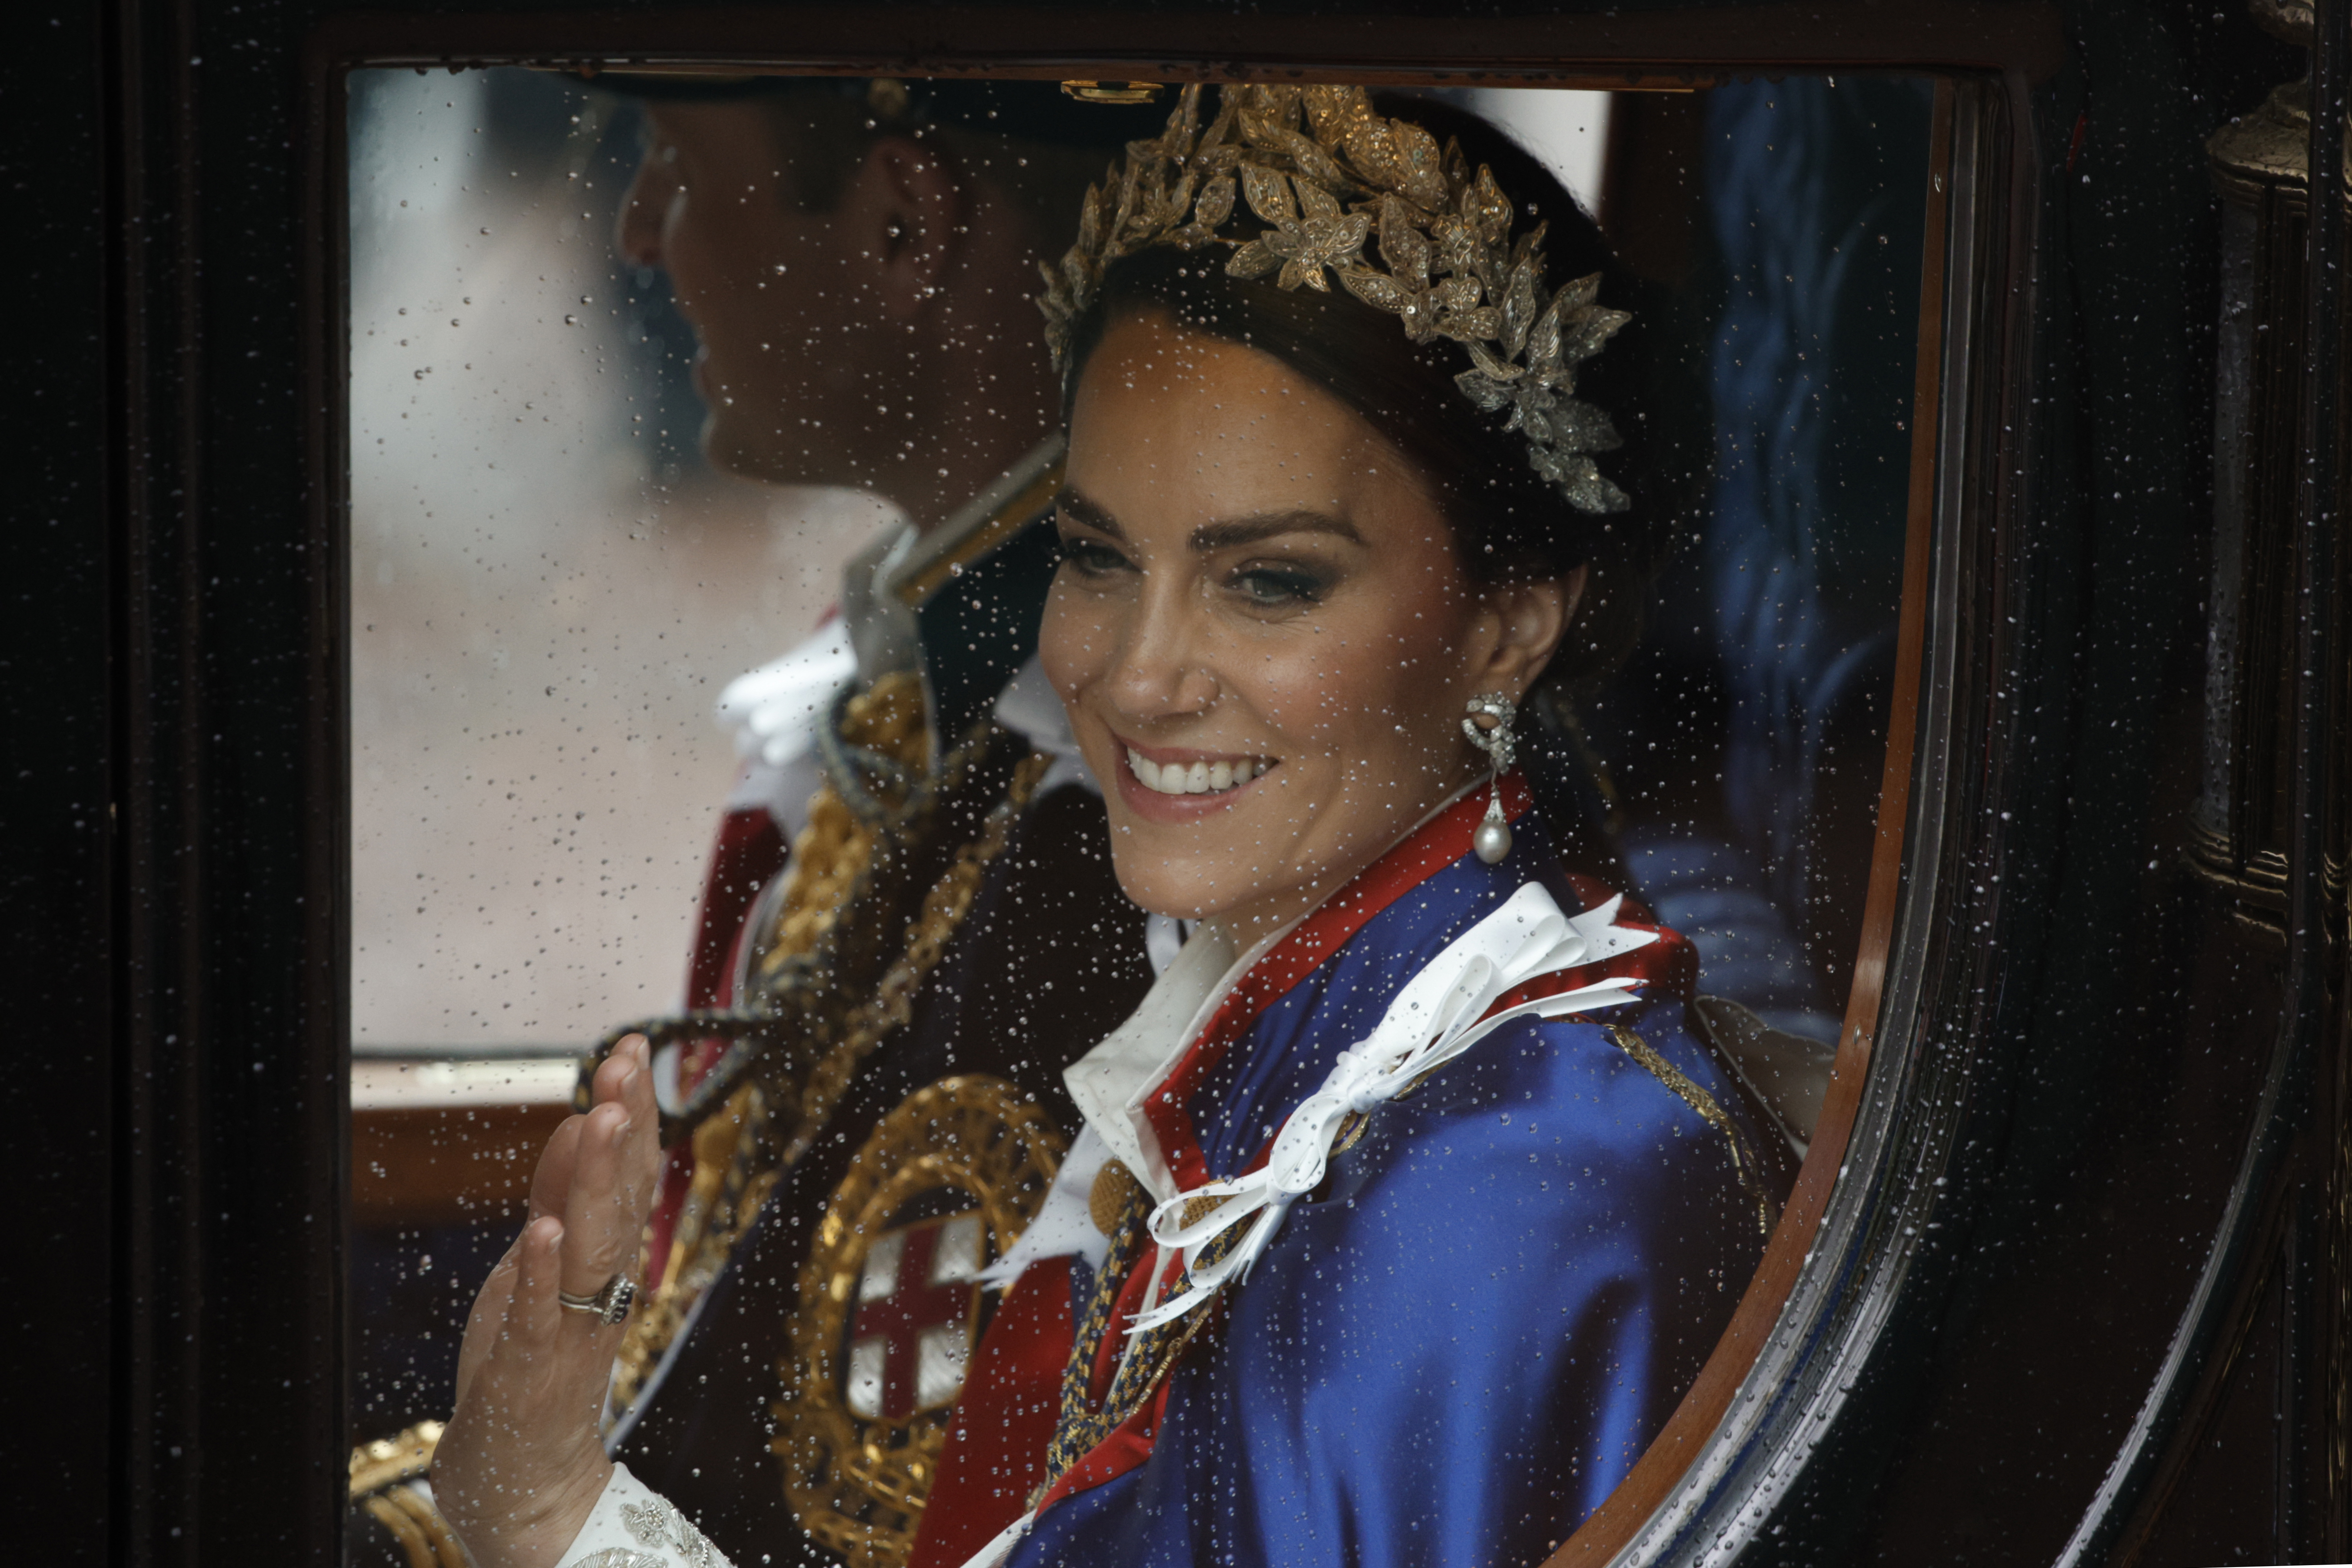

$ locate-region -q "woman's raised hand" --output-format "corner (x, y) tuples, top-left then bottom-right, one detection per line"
(433, 1035), (663, 1568)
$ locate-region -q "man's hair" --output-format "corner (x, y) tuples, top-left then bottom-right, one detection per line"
(758, 94), (1114, 255)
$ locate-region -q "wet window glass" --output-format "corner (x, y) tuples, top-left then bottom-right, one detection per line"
(345, 69), (1931, 1568)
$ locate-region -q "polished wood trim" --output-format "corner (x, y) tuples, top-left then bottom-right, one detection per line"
(1547, 75), (1956, 1565)
(2107, 1165), (2303, 1565)
(305, 2), (2065, 81)
(353, 1101), (571, 1226)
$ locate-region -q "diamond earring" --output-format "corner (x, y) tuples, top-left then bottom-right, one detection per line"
(1461, 693), (1518, 865)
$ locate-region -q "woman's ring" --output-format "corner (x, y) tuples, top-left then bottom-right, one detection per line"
(557, 1275), (636, 1326)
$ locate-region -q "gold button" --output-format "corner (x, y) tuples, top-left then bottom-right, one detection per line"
(1089, 1160), (1141, 1236)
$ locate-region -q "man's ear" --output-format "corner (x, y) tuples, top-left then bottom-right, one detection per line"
(839, 135), (965, 322)
(1472, 566), (1584, 701)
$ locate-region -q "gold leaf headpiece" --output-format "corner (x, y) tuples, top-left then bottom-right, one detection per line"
(1039, 83), (1632, 515)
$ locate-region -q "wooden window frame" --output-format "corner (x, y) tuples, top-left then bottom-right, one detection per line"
(296, 8), (2059, 1561)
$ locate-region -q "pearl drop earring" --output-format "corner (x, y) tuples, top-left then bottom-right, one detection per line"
(1461, 693), (1518, 865)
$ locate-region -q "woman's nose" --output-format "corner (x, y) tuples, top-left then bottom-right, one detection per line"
(1106, 591), (1220, 722)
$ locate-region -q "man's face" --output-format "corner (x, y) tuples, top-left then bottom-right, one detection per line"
(617, 102), (861, 485)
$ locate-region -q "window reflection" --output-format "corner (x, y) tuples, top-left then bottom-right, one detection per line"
(346, 70), (1927, 1567)
(348, 67), (886, 1056)
(346, 66), (891, 1436)
(1588, 78), (1931, 1148)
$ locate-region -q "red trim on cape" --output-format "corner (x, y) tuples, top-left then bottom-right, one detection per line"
(906, 1265), (1076, 1568)
(687, 803), (789, 1009)
(1142, 774), (1534, 1192)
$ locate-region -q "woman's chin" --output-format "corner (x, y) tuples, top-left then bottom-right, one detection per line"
(1109, 851), (1326, 940)
(1106, 845), (1275, 931)
(1117, 880), (1272, 934)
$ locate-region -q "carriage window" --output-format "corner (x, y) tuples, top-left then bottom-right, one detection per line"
(346, 67), (1932, 1564)
(346, 65), (891, 1430)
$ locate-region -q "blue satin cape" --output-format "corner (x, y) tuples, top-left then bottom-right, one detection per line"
(1004, 809), (1790, 1568)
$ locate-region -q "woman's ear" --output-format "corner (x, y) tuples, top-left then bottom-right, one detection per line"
(1473, 566), (1585, 700)
(839, 135), (964, 321)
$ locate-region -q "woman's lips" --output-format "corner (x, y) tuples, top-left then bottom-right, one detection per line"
(1125, 746), (1276, 796)
(1111, 740), (1281, 821)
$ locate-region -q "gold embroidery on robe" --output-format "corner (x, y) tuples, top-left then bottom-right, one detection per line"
(607, 722), (1050, 1417)
(774, 1076), (1065, 1568)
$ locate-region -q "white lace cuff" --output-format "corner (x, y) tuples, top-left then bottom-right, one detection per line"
(558, 1463), (733, 1568)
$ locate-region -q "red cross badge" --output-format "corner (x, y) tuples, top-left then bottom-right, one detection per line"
(775, 1077), (1068, 1565)
(843, 1210), (985, 1421)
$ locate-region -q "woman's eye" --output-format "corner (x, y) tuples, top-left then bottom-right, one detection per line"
(1231, 566), (1325, 607)
(1057, 536), (1131, 577)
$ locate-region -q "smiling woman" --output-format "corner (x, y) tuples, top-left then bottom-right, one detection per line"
(431, 82), (1797, 1568)
(1043, 313), (1576, 938)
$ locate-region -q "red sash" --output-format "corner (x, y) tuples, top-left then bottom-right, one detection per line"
(644, 799), (788, 1288)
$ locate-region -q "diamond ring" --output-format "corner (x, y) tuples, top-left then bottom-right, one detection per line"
(556, 1274), (636, 1326)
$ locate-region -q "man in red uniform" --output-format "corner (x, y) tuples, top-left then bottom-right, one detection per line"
(351, 78), (1166, 1568)
(600, 77), (1171, 1568)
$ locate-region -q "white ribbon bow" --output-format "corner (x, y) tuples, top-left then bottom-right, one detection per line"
(1125, 883), (1656, 1336)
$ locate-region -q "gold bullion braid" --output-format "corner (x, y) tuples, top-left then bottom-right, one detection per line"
(357, 1493), (433, 1568)
(608, 735), (1052, 1417)
(347, 1420), (440, 1499)
(1037, 1179), (1235, 1501)
(349, 1423), (468, 1568)
(1604, 1022), (1778, 1239)
(797, 746), (1054, 1135)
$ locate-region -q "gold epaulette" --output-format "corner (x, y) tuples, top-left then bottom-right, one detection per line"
(609, 675), (1051, 1421)
(610, 672), (930, 1413)
(349, 1422), (465, 1568)
(756, 671), (932, 985)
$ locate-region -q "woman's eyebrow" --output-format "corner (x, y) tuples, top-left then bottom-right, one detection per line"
(1190, 511), (1365, 551)
(1053, 487), (1126, 539)
(1052, 490), (1362, 550)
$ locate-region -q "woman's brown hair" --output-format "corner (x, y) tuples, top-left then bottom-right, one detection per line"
(1059, 92), (1691, 692)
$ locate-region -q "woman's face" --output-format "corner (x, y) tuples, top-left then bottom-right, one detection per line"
(1043, 309), (1572, 939)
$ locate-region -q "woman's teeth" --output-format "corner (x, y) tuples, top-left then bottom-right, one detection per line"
(1127, 749), (1275, 796)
